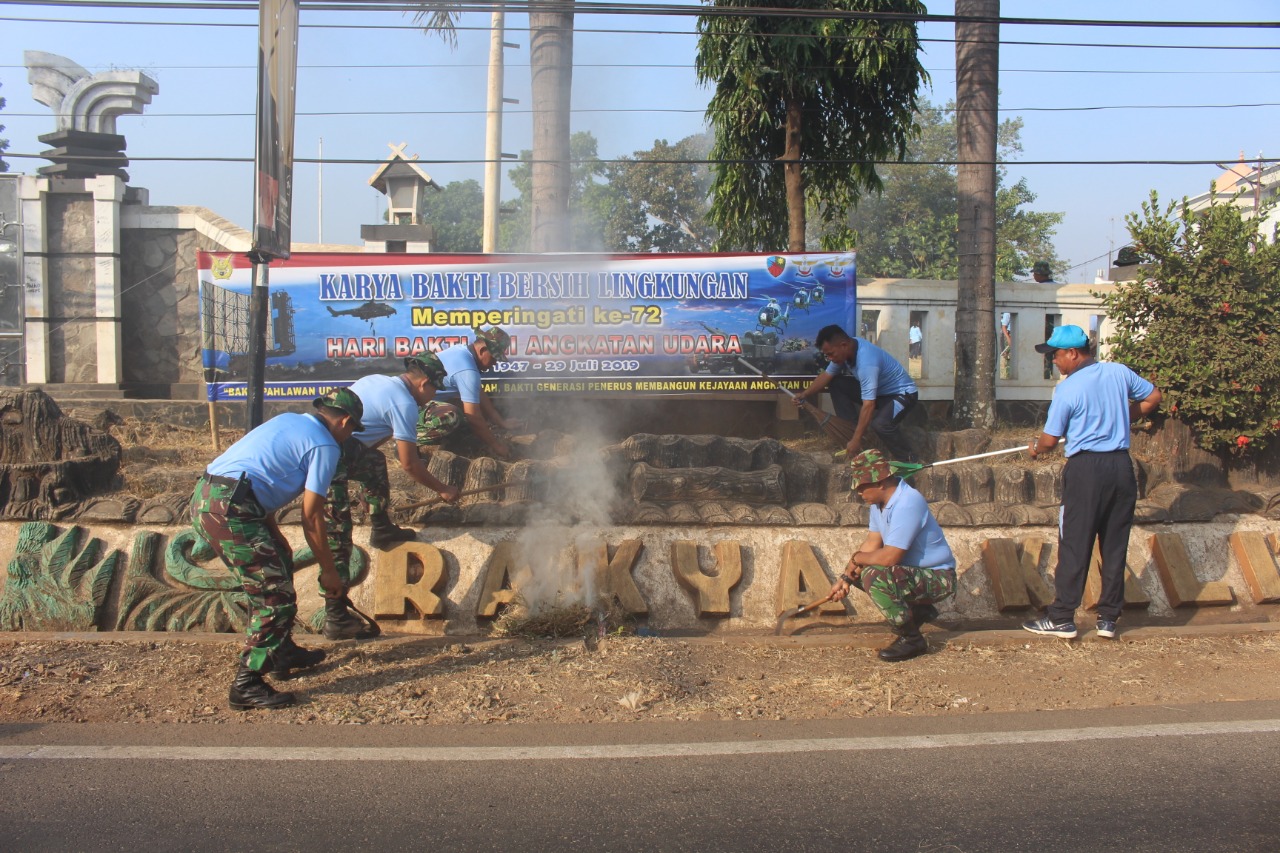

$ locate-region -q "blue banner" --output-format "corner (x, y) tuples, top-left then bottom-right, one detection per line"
(197, 251), (856, 400)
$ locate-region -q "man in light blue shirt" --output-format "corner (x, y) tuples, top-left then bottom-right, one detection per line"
(322, 353), (462, 639)
(794, 324), (920, 461)
(828, 449), (956, 662)
(1023, 324), (1162, 641)
(431, 326), (524, 459)
(193, 389), (363, 709)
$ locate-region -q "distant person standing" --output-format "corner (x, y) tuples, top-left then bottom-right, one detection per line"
(426, 326), (524, 459)
(190, 390), (363, 710)
(908, 322), (923, 359)
(1032, 261), (1055, 283)
(1022, 325), (1162, 641)
(795, 324), (920, 462)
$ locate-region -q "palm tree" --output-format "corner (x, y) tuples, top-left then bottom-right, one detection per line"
(415, 3), (574, 252)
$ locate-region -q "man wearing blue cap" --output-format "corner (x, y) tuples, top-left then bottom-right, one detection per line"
(1023, 325), (1162, 640)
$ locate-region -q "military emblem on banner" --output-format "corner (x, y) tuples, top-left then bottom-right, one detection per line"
(211, 255), (234, 280)
(766, 255), (786, 277)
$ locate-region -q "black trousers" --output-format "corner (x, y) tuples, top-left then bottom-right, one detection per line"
(1048, 450), (1137, 623)
(828, 375), (919, 462)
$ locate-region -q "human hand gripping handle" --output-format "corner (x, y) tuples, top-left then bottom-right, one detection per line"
(318, 566), (344, 598)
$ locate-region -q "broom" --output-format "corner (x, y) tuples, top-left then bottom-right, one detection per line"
(735, 358), (857, 447)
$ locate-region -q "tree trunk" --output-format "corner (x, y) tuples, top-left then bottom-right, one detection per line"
(952, 0), (999, 429)
(529, 7), (574, 252)
(783, 97), (806, 252)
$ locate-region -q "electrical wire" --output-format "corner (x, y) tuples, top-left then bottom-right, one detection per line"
(2, 0), (1279, 31)
(2, 10), (1279, 50)
(7, 101), (1278, 119)
(5, 151), (1278, 167)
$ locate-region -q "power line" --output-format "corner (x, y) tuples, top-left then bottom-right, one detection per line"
(4, 0), (1279, 31)
(2, 12), (1280, 50)
(6, 151), (1278, 167)
(5, 60), (1279, 75)
(8, 102), (1278, 119)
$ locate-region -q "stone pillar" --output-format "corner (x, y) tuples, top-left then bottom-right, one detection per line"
(19, 175), (51, 384)
(19, 174), (127, 388)
(90, 175), (124, 384)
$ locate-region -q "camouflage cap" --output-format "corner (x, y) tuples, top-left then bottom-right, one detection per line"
(404, 351), (447, 386)
(313, 387), (364, 432)
(848, 449), (894, 489)
(475, 326), (511, 361)
(1032, 261), (1052, 276)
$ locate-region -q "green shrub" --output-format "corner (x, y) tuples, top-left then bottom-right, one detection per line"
(1103, 190), (1280, 453)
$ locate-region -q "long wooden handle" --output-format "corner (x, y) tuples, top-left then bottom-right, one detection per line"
(395, 481), (518, 514)
(929, 445), (1030, 467)
(735, 358), (799, 399)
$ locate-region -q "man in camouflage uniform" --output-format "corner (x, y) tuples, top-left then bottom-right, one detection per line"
(190, 389), (363, 710)
(324, 353), (461, 639)
(828, 449), (956, 661)
(423, 326), (524, 459)
(416, 398), (462, 447)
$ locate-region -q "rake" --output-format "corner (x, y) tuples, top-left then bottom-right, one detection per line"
(848, 444), (1035, 477)
(735, 358), (857, 447)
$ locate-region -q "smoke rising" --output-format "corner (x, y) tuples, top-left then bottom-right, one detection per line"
(508, 401), (623, 615)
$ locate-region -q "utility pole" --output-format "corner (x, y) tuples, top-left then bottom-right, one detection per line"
(952, 0), (999, 430)
(483, 12), (505, 253)
(317, 136), (323, 243)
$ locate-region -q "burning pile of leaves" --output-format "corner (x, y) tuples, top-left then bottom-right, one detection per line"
(493, 595), (634, 639)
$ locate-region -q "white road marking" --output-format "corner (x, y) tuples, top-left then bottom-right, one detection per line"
(1, 719), (1278, 763)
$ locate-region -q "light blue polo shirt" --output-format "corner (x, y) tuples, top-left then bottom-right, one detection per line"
(437, 343), (483, 405)
(869, 479), (955, 570)
(826, 337), (917, 400)
(206, 412), (340, 512)
(1044, 361), (1155, 456)
(349, 373), (418, 447)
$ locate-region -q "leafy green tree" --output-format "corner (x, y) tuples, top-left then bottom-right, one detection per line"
(1103, 191), (1280, 453)
(602, 133), (716, 252)
(417, 179), (484, 252)
(835, 103), (1063, 279)
(412, 4), (575, 250)
(695, 0), (928, 252)
(501, 131), (609, 252)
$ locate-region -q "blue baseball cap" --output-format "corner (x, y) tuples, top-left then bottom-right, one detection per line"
(1035, 324), (1090, 353)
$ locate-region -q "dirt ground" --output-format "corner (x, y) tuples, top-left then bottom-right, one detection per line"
(2, 629), (1279, 725)
(5, 417), (1266, 725)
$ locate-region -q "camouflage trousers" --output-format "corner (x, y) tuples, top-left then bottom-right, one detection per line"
(416, 399), (462, 446)
(189, 475), (295, 671)
(324, 437), (389, 592)
(859, 564), (955, 629)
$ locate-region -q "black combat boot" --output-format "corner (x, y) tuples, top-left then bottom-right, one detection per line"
(878, 620), (929, 662)
(911, 603), (940, 626)
(265, 637), (327, 680)
(323, 596), (381, 640)
(228, 664), (296, 710)
(368, 512), (417, 550)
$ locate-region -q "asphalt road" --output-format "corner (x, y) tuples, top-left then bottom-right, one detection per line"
(2, 701), (1278, 852)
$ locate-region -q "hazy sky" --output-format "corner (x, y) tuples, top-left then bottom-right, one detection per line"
(2, 1), (1276, 280)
